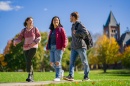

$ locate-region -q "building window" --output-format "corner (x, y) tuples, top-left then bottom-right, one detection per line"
(111, 30), (116, 33)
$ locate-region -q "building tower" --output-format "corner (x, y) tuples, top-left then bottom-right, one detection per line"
(103, 11), (120, 40)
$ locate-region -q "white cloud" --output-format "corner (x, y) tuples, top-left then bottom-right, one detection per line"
(44, 8), (48, 11)
(0, 1), (12, 11)
(0, 1), (23, 11)
(14, 6), (23, 11)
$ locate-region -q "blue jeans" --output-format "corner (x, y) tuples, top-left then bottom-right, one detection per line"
(69, 48), (90, 78)
(50, 45), (63, 78)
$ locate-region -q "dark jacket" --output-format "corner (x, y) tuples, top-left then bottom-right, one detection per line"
(71, 21), (89, 49)
(46, 27), (68, 50)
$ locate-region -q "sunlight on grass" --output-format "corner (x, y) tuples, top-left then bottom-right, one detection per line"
(0, 69), (130, 86)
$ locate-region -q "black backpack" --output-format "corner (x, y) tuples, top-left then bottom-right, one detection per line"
(75, 23), (93, 49)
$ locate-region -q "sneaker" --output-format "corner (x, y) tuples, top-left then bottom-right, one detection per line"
(63, 75), (74, 81)
(53, 78), (60, 81)
(82, 77), (90, 81)
(26, 74), (34, 82)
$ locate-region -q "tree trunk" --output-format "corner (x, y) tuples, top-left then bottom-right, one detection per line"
(0, 65), (2, 72)
(103, 63), (107, 73)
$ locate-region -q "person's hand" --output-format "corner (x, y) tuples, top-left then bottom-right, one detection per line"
(46, 50), (49, 53)
(62, 48), (65, 51)
(29, 42), (36, 47)
(73, 30), (76, 34)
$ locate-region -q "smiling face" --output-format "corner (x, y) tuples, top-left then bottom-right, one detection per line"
(26, 18), (33, 26)
(53, 17), (59, 28)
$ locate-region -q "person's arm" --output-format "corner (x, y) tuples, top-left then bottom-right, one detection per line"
(13, 29), (24, 46)
(61, 27), (68, 51)
(29, 27), (41, 47)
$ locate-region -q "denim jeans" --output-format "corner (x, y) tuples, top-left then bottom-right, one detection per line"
(50, 45), (63, 78)
(69, 48), (90, 78)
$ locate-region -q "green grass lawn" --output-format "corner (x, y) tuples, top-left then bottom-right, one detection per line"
(0, 69), (130, 86)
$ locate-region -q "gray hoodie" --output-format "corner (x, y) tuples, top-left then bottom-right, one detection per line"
(71, 21), (89, 49)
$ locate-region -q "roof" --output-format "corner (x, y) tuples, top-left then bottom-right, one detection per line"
(104, 11), (119, 27)
(119, 32), (130, 46)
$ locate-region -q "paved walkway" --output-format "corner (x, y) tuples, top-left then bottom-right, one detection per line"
(0, 80), (83, 86)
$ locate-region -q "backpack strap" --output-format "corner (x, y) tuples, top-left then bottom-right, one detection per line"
(34, 27), (36, 35)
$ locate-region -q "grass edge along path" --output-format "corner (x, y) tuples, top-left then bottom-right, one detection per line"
(0, 80), (83, 86)
(0, 79), (130, 86)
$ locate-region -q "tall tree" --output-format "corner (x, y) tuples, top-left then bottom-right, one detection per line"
(92, 35), (120, 72)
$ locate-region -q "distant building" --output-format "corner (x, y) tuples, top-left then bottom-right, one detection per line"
(90, 11), (130, 69)
(103, 11), (122, 69)
(103, 11), (120, 41)
(119, 31), (130, 52)
(103, 11), (130, 53)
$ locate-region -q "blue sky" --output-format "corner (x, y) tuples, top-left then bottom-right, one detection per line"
(0, 0), (130, 53)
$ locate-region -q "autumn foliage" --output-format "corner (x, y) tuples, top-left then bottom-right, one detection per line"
(0, 54), (7, 67)
(88, 35), (120, 72)
(121, 46), (130, 68)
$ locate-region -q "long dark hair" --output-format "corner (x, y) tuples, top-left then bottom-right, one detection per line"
(23, 17), (33, 27)
(49, 16), (63, 30)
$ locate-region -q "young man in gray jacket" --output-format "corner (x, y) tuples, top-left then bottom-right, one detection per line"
(64, 12), (90, 81)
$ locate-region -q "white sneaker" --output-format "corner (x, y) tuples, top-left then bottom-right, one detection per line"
(53, 78), (60, 81)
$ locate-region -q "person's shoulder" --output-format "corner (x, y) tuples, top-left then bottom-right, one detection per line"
(34, 26), (38, 29)
(77, 21), (86, 29)
(58, 26), (64, 30)
(33, 27), (40, 31)
(58, 26), (65, 32)
(21, 28), (26, 32)
(76, 21), (83, 25)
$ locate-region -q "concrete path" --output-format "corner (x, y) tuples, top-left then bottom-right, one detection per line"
(0, 80), (83, 86)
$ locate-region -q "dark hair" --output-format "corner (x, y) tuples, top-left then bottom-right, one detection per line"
(49, 16), (63, 30)
(23, 17), (33, 27)
(71, 12), (79, 20)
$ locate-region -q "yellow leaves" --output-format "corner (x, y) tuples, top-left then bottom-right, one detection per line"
(98, 35), (109, 44)
(121, 46), (130, 68)
(0, 54), (7, 67)
(93, 35), (120, 64)
(0, 54), (4, 62)
(1, 62), (7, 66)
(122, 46), (130, 59)
(92, 81), (96, 85)
(124, 46), (130, 53)
(75, 81), (79, 84)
